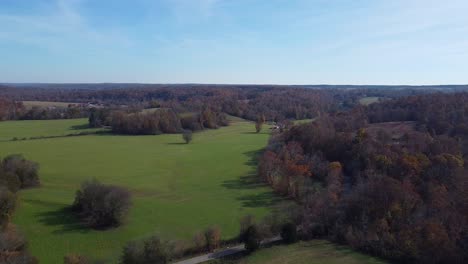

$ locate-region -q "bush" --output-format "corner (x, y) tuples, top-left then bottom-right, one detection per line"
(243, 225), (262, 253)
(0, 225), (38, 264)
(280, 223), (297, 244)
(72, 179), (131, 229)
(121, 235), (170, 264)
(0, 187), (16, 231)
(64, 254), (90, 264)
(168, 239), (190, 259)
(204, 226), (221, 251)
(239, 215), (256, 242)
(0, 170), (21, 193)
(1, 154), (40, 188)
(121, 241), (141, 264)
(182, 130), (193, 144)
(192, 231), (207, 252)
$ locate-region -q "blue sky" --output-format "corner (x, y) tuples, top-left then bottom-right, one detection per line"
(1, 0), (467, 84)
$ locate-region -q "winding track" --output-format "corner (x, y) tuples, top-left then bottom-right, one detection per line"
(172, 236), (281, 264)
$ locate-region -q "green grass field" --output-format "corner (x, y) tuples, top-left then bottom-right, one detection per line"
(359, 97), (380, 105)
(293, 118), (315, 125)
(234, 240), (388, 264)
(0, 118), (105, 141)
(22, 100), (76, 108)
(0, 118), (279, 263)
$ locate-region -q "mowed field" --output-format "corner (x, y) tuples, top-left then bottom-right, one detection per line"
(0, 118), (105, 141)
(0, 118), (278, 263)
(234, 240), (388, 264)
(22, 100), (76, 108)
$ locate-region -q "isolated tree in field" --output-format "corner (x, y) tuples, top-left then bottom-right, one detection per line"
(2, 154), (40, 188)
(255, 121), (263, 133)
(255, 114), (265, 133)
(182, 130), (193, 144)
(72, 179), (131, 229)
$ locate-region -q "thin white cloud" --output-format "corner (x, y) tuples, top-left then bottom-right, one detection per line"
(0, 0), (131, 52)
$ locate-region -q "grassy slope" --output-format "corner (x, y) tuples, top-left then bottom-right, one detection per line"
(0, 118), (104, 141)
(236, 240), (388, 264)
(0, 118), (278, 263)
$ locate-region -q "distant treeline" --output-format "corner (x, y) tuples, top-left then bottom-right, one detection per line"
(0, 99), (88, 121)
(2, 84), (468, 123)
(260, 92), (468, 263)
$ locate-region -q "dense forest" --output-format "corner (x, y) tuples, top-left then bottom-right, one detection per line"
(2, 85), (468, 263)
(2, 84), (467, 123)
(259, 92), (468, 263)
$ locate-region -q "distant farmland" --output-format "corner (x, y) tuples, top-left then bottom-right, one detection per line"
(22, 100), (76, 108)
(358, 96), (380, 105)
(0, 118), (106, 141)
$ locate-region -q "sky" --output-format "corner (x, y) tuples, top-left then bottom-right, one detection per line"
(0, 0), (467, 84)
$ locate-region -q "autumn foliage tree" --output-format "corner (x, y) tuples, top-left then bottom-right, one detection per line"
(204, 226), (221, 251)
(255, 114), (265, 133)
(259, 92), (468, 263)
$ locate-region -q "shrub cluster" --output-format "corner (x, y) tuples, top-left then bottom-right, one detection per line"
(121, 235), (170, 264)
(0, 154), (41, 263)
(72, 180), (131, 229)
(238, 214), (299, 253)
(0, 154), (40, 264)
(0, 154), (40, 190)
(0, 225), (38, 264)
(92, 107), (229, 136)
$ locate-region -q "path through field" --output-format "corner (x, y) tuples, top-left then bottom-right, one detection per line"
(173, 236), (281, 264)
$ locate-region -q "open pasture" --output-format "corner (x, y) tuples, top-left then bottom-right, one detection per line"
(233, 240), (388, 264)
(0, 118), (278, 263)
(21, 100), (77, 109)
(0, 118), (105, 141)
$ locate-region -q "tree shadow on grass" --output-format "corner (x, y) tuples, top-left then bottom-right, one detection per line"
(243, 149), (263, 166)
(35, 206), (90, 234)
(70, 124), (90, 130)
(222, 149), (285, 208)
(167, 142), (186, 145)
(221, 173), (267, 190)
(237, 192), (284, 208)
